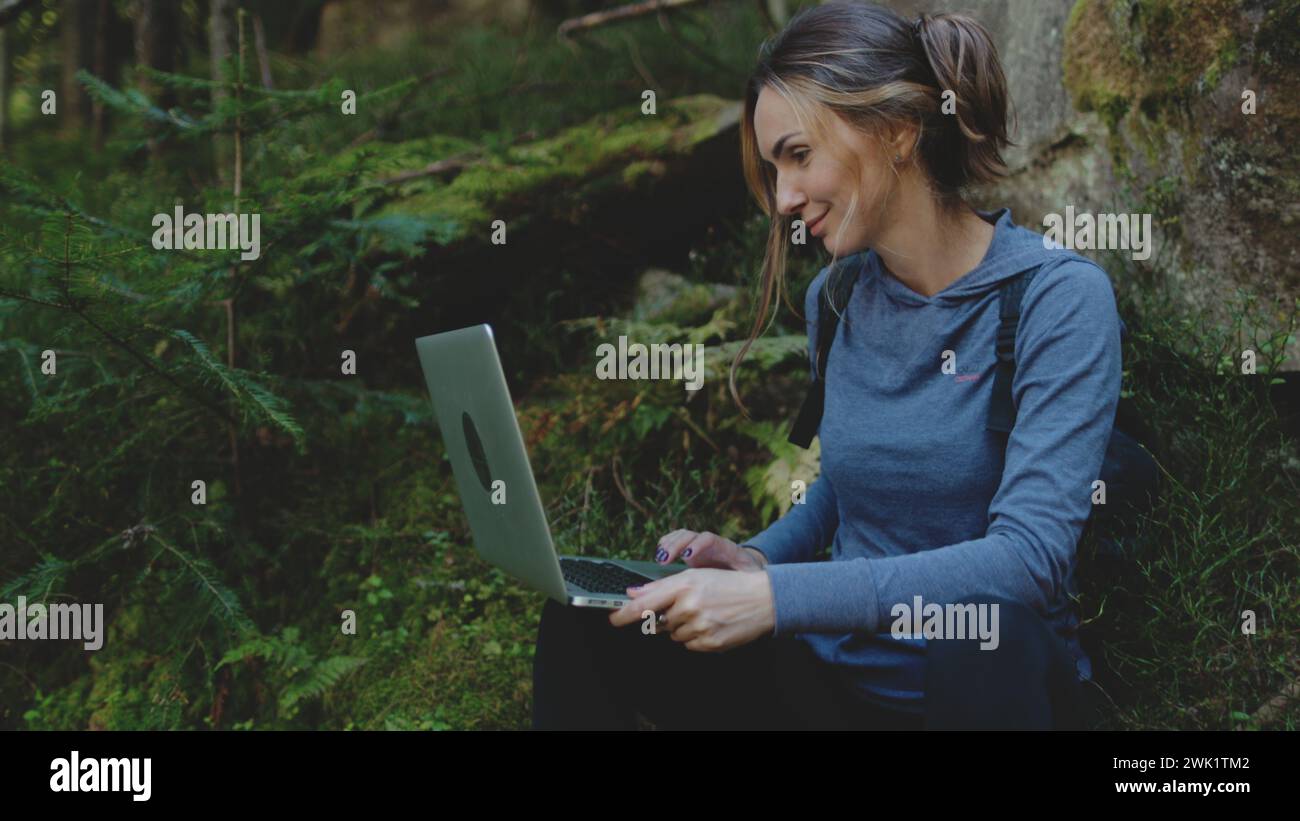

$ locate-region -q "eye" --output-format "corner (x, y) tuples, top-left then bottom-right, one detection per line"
(792, 150), (811, 166)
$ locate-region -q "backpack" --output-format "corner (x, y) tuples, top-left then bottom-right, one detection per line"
(787, 255), (1161, 564)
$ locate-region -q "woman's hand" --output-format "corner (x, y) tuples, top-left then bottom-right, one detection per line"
(654, 529), (767, 572)
(608, 568), (776, 652)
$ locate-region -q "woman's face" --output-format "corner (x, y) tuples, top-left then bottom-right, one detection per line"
(753, 85), (898, 255)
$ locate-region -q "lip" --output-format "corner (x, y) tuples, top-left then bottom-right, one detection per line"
(806, 211), (828, 236)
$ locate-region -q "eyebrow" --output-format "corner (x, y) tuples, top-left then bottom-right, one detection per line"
(764, 131), (802, 164)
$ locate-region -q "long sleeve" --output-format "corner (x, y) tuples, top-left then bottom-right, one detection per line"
(763, 259), (1122, 637)
(741, 471), (839, 566)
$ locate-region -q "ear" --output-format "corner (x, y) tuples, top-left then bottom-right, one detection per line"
(885, 121), (921, 162)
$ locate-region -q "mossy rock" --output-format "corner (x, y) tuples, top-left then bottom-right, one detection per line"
(363, 94), (742, 243)
(1062, 0), (1300, 368)
(631, 268), (740, 326)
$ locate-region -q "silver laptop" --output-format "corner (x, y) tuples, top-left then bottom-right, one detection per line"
(415, 324), (686, 608)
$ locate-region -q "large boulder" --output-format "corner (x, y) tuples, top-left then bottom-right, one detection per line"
(891, 0), (1300, 369)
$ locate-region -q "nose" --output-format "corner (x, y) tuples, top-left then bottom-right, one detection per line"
(774, 175), (807, 220)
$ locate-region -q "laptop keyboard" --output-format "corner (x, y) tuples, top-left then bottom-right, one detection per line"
(560, 558), (653, 594)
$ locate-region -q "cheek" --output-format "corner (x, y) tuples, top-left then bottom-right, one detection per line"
(858, 164), (890, 200)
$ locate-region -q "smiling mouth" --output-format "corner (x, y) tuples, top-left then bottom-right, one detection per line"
(808, 212), (828, 234)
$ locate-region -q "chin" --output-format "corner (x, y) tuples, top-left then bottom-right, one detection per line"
(823, 234), (863, 255)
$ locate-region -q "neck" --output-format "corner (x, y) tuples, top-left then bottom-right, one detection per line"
(873, 190), (994, 298)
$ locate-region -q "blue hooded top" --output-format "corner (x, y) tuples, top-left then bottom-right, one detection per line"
(742, 206), (1124, 715)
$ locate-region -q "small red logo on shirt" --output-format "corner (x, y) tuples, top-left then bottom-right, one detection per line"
(955, 373), (982, 383)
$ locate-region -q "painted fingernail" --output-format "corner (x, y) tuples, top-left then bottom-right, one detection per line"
(629, 585), (643, 591)
(656, 549), (667, 562)
(683, 548), (692, 558)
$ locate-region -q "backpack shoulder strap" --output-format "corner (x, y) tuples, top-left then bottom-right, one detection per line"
(986, 268), (1042, 434)
(788, 260), (861, 448)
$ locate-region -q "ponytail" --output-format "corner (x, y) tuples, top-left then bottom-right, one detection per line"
(913, 12), (1014, 191)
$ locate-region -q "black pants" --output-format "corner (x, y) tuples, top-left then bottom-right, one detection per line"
(531, 594), (1095, 730)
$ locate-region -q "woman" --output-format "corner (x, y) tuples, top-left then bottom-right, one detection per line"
(532, 1), (1117, 730)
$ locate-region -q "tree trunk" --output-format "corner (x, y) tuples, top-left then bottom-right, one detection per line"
(91, 0), (108, 147)
(131, 0), (178, 106)
(209, 0), (233, 177)
(132, 0), (154, 97)
(0, 25), (10, 152)
(60, 0), (94, 133)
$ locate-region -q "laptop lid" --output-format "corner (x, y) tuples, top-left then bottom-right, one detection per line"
(414, 324), (569, 602)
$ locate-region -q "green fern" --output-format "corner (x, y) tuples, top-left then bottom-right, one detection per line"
(217, 628), (367, 721)
(280, 656), (369, 715)
(729, 419), (822, 524)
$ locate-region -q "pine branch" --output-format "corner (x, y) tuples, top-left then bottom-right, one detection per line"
(0, 287), (74, 310)
(76, 70), (200, 130)
(168, 328), (306, 450)
(149, 530), (256, 638)
(0, 554), (71, 603)
(2, 283), (238, 432)
(73, 307), (239, 427)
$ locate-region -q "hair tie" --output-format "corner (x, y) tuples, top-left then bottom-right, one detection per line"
(912, 15), (927, 40)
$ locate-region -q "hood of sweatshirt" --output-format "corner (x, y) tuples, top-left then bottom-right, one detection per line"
(831, 206), (1094, 308)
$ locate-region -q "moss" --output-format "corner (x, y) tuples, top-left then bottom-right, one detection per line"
(1064, 0), (1246, 161)
(1202, 39), (1240, 90)
(371, 94), (737, 238)
(1138, 0), (1245, 91)
(621, 158), (668, 189)
(1067, 0), (1258, 146)
(1254, 0), (1300, 78)
(80, 600), (205, 730)
(1064, 0), (1139, 117)
(1139, 174), (1185, 239)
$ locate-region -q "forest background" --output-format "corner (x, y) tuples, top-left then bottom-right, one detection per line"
(1, 0), (1297, 730)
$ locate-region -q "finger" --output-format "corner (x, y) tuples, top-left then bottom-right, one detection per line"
(680, 535), (732, 568)
(673, 531), (720, 565)
(676, 616), (727, 652)
(685, 636), (722, 653)
(609, 581), (658, 626)
(657, 530), (696, 564)
(653, 529), (686, 561)
(663, 530), (716, 564)
(615, 576), (684, 625)
(659, 592), (698, 638)
(657, 529), (685, 547)
(669, 618), (701, 644)
(621, 580), (657, 608)
(669, 609), (716, 648)
(609, 590), (653, 627)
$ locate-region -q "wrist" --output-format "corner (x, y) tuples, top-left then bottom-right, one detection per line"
(739, 545), (768, 571)
(754, 565), (777, 637)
